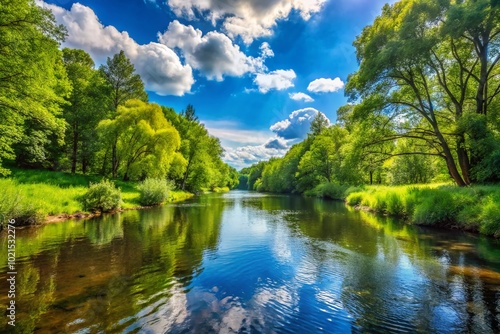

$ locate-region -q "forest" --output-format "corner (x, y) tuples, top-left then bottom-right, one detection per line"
(0, 0), (238, 191)
(240, 0), (500, 235)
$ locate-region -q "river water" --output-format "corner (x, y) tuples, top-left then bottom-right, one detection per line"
(1, 191), (500, 333)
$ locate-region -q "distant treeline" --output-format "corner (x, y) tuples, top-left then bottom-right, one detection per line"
(0, 0), (238, 192)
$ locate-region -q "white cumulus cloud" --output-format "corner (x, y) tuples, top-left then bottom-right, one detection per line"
(37, 1), (194, 96)
(270, 108), (330, 140)
(289, 92), (314, 102)
(166, 0), (327, 44)
(307, 77), (345, 93)
(254, 69), (296, 93)
(159, 20), (269, 81)
(224, 145), (287, 170)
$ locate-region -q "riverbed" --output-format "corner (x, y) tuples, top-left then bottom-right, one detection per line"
(1, 191), (500, 333)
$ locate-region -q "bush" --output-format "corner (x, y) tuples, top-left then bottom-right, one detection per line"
(385, 193), (405, 216)
(137, 178), (170, 206)
(346, 192), (364, 206)
(412, 189), (455, 225)
(80, 180), (121, 213)
(479, 196), (500, 236)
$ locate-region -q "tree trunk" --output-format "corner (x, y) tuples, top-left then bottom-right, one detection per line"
(181, 159), (192, 191)
(435, 131), (467, 186)
(71, 131), (79, 174)
(112, 139), (118, 178)
(475, 36), (489, 115)
(456, 136), (471, 184)
(101, 148), (109, 176)
(82, 158), (88, 174)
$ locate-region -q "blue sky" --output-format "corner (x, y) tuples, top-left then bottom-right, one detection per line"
(39, 0), (391, 169)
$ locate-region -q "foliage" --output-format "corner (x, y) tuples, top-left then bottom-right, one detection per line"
(98, 100), (180, 181)
(346, 0), (500, 186)
(237, 174), (249, 190)
(80, 180), (122, 213)
(99, 50), (148, 177)
(0, 0), (70, 173)
(62, 48), (109, 174)
(165, 104), (236, 192)
(345, 184), (500, 236)
(100, 50), (147, 110)
(304, 183), (350, 200)
(137, 178), (170, 206)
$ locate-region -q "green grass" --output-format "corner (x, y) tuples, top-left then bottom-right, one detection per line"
(344, 183), (500, 237)
(0, 168), (194, 226)
(168, 190), (194, 202)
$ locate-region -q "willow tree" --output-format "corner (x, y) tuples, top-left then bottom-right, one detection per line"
(346, 0), (500, 185)
(97, 100), (180, 180)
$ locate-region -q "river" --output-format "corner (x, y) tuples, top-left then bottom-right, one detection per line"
(1, 191), (500, 333)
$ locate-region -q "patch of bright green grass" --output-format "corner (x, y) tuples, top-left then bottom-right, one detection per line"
(344, 183), (500, 237)
(1, 168), (194, 226)
(168, 190), (194, 202)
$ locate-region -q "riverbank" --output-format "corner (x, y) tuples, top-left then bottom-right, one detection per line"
(0, 168), (195, 228)
(305, 182), (500, 237)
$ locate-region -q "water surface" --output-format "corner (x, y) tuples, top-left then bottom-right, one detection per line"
(1, 191), (500, 333)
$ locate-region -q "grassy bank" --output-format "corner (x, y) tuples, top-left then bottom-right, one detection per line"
(0, 168), (194, 227)
(305, 182), (500, 237)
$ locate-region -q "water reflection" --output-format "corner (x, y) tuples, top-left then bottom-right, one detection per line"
(0, 191), (499, 333)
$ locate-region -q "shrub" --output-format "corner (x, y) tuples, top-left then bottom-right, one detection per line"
(346, 192), (364, 206)
(80, 180), (121, 213)
(412, 189), (455, 225)
(385, 193), (405, 216)
(138, 178), (170, 206)
(345, 186), (364, 197)
(478, 196), (500, 236)
(371, 193), (387, 213)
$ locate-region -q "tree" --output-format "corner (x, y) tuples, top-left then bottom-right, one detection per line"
(62, 48), (109, 173)
(309, 112), (330, 137)
(100, 50), (147, 111)
(0, 0), (68, 174)
(347, 0), (500, 185)
(297, 126), (350, 187)
(97, 100), (180, 180)
(100, 50), (148, 177)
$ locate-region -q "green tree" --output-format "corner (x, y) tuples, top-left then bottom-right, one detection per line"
(0, 0), (68, 173)
(97, 100), (180, 181)
(297, 126), (350, 187)
(62, 48), (109, 173)
(347, 0), (500, 185)
(100, 50), (148, 177)
(387, 139), (437, 185)
(309, 112), (330, 137)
